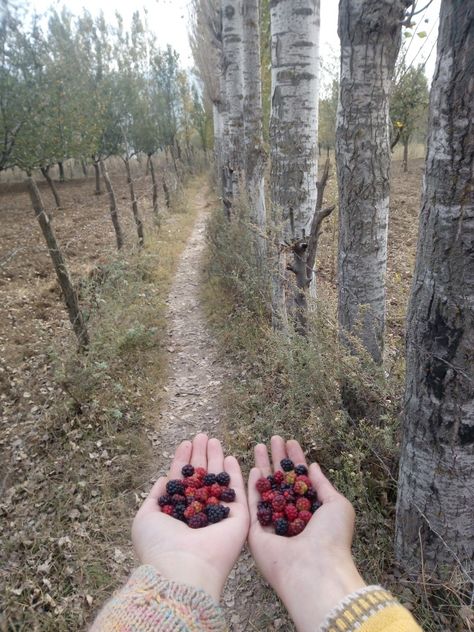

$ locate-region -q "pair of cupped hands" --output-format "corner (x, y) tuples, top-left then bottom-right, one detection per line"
(133, 434), (366, 631)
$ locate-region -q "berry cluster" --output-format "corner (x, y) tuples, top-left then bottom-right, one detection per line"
(256, 459), (321, 536)
(158, 465), (236, 528)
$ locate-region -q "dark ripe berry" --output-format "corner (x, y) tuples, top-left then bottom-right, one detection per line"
(158, 494), (172, 507)
(171, 494), (186, 505)
(271, 494), (286, 512)
(256, 477), (271, 493)
(189, 513), (208, 528)
(280, 458), (294, 472)
(257, 500), (270, 511)
(274, 518), (289, 536)
(220, 487), (236, 503)
(294, 464), (308, 476)
(173, 503), (186, 521)
(181, 464), (195, 478)
(166, 480), (185, 496)
(222, 505), (230, 519)
(312, 500), (322, 513)
(203, 473), (217, 486)
(306, 488), (317, 501)
(257, 506), (272, 526)
(207, 504), (225, 523)
(216, 472), (230, 486)
(288, 518), (305, 536)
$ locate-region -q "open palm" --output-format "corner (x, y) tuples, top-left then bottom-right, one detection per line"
(132, 434), (249, 601)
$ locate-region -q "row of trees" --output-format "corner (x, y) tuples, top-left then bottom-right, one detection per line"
(192, 0), (472, 597)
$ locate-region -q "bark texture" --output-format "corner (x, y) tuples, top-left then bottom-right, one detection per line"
(242, 0), (266, 259)
(40, 166), (62, 209)
(269, 0), (320, 328)
(100, 159), (124, 250)
(26, 177), (89, 352)
(124, 158), (145, 247)
(222, 0), (245, 205)
(395, 0), (474, 580)
(336, 0), (409, 363)
(148, 154), (160, 225)
(93, 160), (102, 195)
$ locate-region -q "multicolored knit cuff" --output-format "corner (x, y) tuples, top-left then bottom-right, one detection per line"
(90, 565), (226, 631)
(319, 585), (422, 631)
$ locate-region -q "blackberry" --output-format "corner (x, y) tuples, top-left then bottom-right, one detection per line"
(280, 458), (294, 472)
(166, 479), (185, 496)
(158, 494), (172, 507)
(257, 500), (270, 511)
(274, 518), (289, 536)
(306, 488), (317, 500)
(173, 503), (186, 520)
(311, 500), (322, 513)
(257, 506), (272, 526)
(188, 512), (208, 528)
(206, 504), (226, 523)
(216, 472), (230, 486)
(294, 464), (308, 476)
(171, 493), (186, 505)
(181, 464), (195, 478)
(203, 473), (217, 486)
(220, 488), (236, 503)
(222, 506), (230, 518)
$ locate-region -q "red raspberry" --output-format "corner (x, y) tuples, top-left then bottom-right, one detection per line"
(195, 467), (207, 479)
(272, 494), (286, 512)
(161, 505), (173, 515)
(288, 518), (305, 536)
(285, 472), (296, 485)
(296, 475), (312, 488)
(256, 477), (271, 493)
(194, 488), (209, 503)
(273, 471), (284, 484)
(296, 497), (311, 512)
(191, 501), (204, 513)
(272, 512), (285, 523)
(184, 506), (195, 520)
(185, 476), (202, 489)
(299, 510), (313, 524)
(210, 483), (222, 498)
(206, 496), (219, 505)
(285, 504), (298, 521)
(261, 490), (275, 503)
(293, 481), (308, 496)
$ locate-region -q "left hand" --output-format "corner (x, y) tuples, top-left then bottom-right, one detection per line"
(132, 433), (249, 601)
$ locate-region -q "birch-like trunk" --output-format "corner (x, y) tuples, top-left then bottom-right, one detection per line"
(221, 0), (244, 205)
(395, 0), (474, 579)
(26, 176), (89, 352)
(124, 157), (145, 248)
(336, 0), (408, 364)
(100, 159), (124, 250)
(242, 0), (266, 261)
(269, 0), (320, 328)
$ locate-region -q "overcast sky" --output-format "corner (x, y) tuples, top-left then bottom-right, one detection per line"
(27, 0), (441, 80)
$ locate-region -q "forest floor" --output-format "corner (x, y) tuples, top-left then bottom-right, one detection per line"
(0, 156), (429, 631)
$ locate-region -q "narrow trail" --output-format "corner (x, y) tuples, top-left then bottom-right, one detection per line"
(146, 185), (290, 631)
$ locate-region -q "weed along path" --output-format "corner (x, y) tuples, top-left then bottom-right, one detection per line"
(145, 185), (291, 631)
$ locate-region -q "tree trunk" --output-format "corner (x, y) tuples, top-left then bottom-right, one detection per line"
(269, 0), (320, 329)
(242, 0), (267, 264)
(81, 160), (88, 178)
(40, 166), (62, 209)
(26, 177), (89, 352)
(93, 160), (102, 195)
(123, 157), (145, 247)
(145, 154), (151, 177)
(222, 0), (245, 205)
(163, 177), (171, 209)
(148, 154), (160, 225)
(395, 0), (474, 581)
(402, 136), (409, 172)
(100, 160), (124, 250)
(58, 160), (65, 182)
(336, 0), (409, 364)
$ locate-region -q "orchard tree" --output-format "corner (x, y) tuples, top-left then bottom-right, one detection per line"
(395, 0), (473, 581)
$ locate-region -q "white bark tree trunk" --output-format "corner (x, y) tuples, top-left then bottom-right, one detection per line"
(221, 0), (245, 205)
(242, 0), (266, 261)
(336, 0), (409, 363)
(395, 0), (474, 580)
(269, 0), (320, 329)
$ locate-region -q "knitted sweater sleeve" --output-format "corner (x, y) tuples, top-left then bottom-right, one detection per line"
(319, 585), (422, 632)
(90, 565), (227, 632)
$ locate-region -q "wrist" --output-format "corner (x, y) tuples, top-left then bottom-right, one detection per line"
(144, 551), (223, 602)
(276, 551), (366, 632)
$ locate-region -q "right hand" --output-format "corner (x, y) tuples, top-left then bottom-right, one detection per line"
(247, 436), (366, 632)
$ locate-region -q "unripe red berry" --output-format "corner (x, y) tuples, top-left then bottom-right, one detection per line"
(194, 487), (209, 503)
(206, 496), (219, 505)
(161, 505), (173, 515)
(272, 512), (285, 523)
(296, 497), (311, 512)
(256, 477), (271, 493)
(293, 481), (308, 496)
(184, 506), (195, 519)
(296, 475), (312, 488)
(285, 472), (296, 485)
(272, 494), (286, 512)
(285, 504), (298, 521)
(261, 490), (275, 503)
(195, 467), (207, 479)
(273, 471), (284, 484)
(299, 510), (313, 524)
(288, 518), (305, 536)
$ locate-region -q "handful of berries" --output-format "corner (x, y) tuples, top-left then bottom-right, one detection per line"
(256, 459), (321, 536)
(158, 464), (236, 528)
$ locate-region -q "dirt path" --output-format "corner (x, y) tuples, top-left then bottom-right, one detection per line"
(145, 186), (289, 631)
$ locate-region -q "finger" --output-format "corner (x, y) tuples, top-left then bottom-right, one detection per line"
(286, 439), (307, 467)
(247, 467), (263, 528)
(270, 435), (287, 472)
(308, 462), (340, 504)
(254, 443), (272, 476)
(190, 433), (208, 469)
(138, 476), (167, 515)
(207, 438), (224, 474)
(168, 440), (193, 479)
